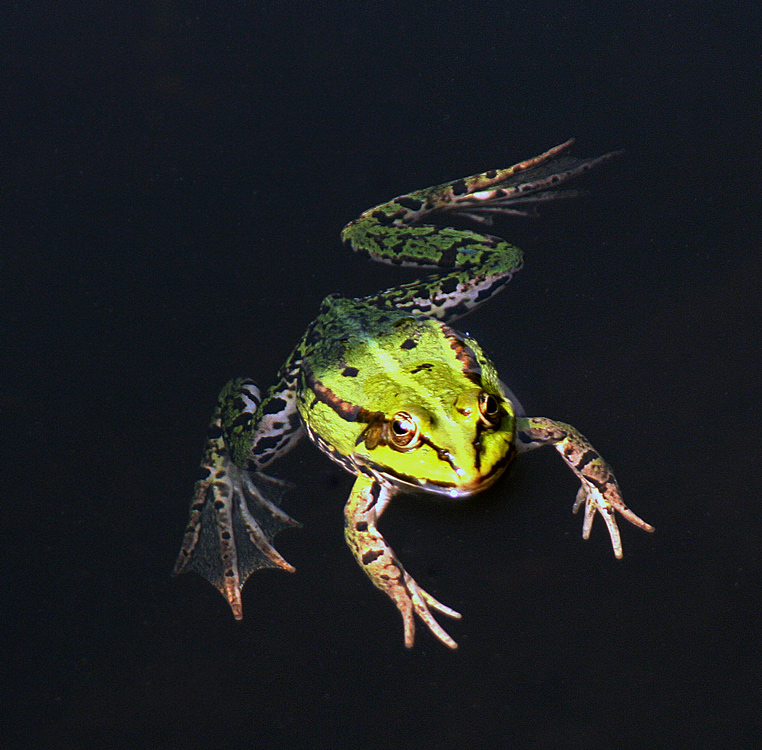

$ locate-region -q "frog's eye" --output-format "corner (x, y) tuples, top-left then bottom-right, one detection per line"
(388, 412), (421, 451)
(478, 392), (501, 428)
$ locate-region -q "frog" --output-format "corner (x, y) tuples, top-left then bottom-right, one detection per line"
(173, 140), (653, 649)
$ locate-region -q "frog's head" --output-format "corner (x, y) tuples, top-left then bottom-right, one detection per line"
(353, 384), (516, 499)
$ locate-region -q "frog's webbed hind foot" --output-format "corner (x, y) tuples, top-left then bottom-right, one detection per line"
(173, 442), (299, 619)
(428, 140), (621, 225)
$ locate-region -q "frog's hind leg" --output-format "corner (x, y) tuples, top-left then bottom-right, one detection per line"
(174, 375), (304, 619)
(427, 140), (621, 225)
(341, 141), (617, 323)
(173, 446), (298, 618)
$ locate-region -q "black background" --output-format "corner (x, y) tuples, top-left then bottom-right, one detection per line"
(3, 2), (761, 748)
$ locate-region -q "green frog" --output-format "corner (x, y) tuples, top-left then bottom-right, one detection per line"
(173, 140), (653, 649)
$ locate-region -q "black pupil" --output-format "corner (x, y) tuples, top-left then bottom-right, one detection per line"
(484, 395), (497, 414)
(393, 420), (409, 435)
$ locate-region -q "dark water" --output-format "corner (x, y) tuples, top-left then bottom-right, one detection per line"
(3, 3), (760, 748)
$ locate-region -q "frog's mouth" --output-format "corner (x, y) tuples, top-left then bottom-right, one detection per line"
(360, 449), (514, 500)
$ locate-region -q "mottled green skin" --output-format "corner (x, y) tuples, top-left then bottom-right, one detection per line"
(174, 141), (653, 648)
(296, 297), (514, 494)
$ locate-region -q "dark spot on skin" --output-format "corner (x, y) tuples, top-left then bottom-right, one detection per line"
(221, 531), (231, 540)
(262, 398), (288, 415)
(231, 412), (252, 428)
(452, 179), (467, 196)
(207, 425), (223, 439)
(397, 196), (423, 211)
(474, 287), (493, 303)
(575, 450), (598, 471)
(371, 210), (394, 226)
(304, 327), (322, 347)
(342, 366), (359, 377)
(355, 521), (368, 532)
(439, 246), (458, 267)
(446, 301), (471, 318)
(195, 467), (212, 482)
(400, 338), (417, 350)
(475, 272), (513, 302)
(486, 170), (497, 179)
(214, 500), (225, 510)
(368, 482), (382, 507)
(225, 569), (235, 578)
(253, 435), (281, 454)
(587, 476), (608, 491)
(411, 363), (433, 374)
(362, 549), (383, 565)
(440, 277), (458, 294)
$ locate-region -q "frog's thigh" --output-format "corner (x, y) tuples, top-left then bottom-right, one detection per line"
(220, 376), (304, 469)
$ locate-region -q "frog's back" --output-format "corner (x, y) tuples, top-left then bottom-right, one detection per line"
(304, 293), (477, 390)
(300, 293), (494, 442)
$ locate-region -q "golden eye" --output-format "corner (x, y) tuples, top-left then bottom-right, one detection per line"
(478, 392), (501, 428)
(388, 412), (421, 450)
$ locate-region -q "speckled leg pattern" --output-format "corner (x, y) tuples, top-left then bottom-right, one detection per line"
(344, 475), (462, 648)
(342, 140), (618, 324)
(173, 375), (304, 618)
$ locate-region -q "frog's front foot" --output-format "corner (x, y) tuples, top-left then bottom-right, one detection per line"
(362, 546), (462, 649)
(573, 481), (654, 559)
(344, 476), (461, 648)
(516, 416), (654, 558)
(397, 570), (462, 649)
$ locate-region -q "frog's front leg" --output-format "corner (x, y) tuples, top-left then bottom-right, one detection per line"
(344, 474), (462, 649)
(515, 417), (654, 557)
(173, 375), (304, 618)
